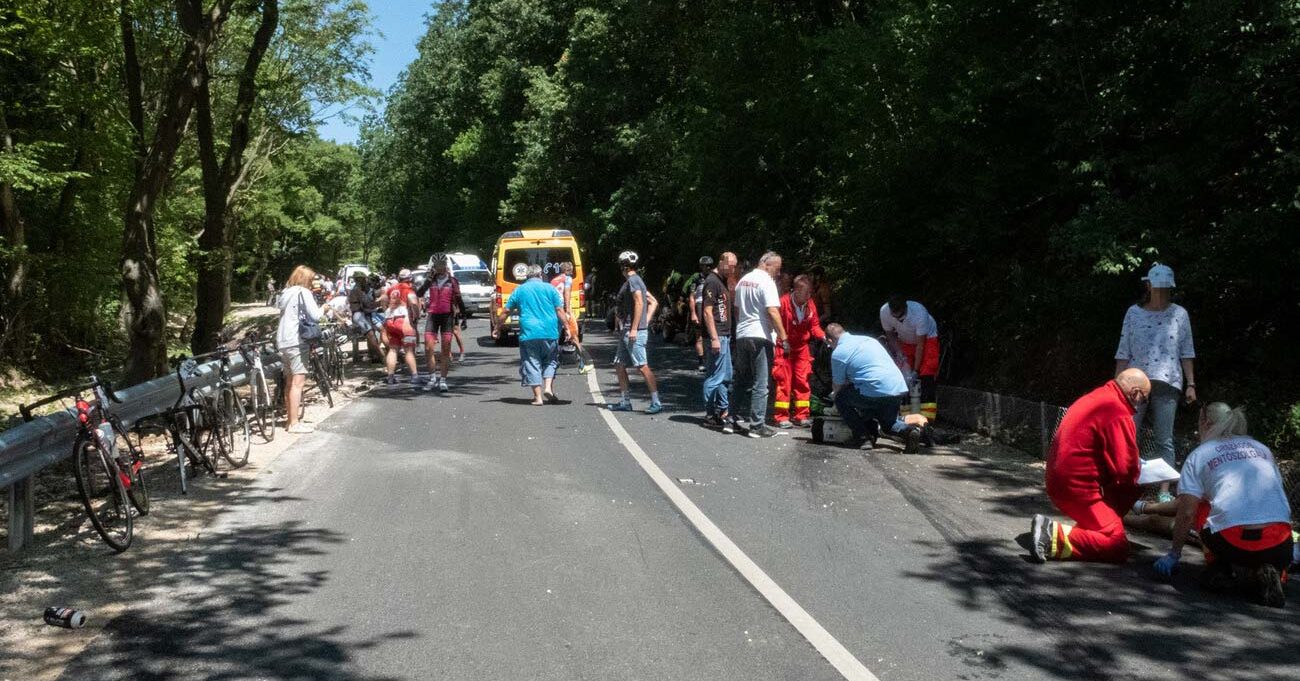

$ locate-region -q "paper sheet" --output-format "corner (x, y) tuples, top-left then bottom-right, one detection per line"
(1138, 458), (1180, 486)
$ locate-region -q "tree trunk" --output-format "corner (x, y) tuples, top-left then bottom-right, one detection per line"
(191, 0), (279, 354)
(121, 0), (233, 384)
(0, 108), (28, 355)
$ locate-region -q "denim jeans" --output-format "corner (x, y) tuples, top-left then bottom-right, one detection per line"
(835, 387), (905, 440)
(1134, 379), (1179, 466)
(731, 337), (773, 426)
(703, 336), (732, 418)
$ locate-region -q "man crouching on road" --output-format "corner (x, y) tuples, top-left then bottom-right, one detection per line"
(825, 323), (924, 452)
(1031, 368), (1151, 563)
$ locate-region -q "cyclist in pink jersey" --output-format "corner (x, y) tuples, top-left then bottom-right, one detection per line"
(416, 256), (463, 393)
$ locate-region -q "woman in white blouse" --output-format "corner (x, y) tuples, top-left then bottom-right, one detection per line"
(1115, 263), (1196, 501)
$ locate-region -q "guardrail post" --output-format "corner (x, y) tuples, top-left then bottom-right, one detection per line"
(6, 477), (35, 552)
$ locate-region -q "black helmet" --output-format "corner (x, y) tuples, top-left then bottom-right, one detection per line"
(617, 250), (639, 268)
(699, 256), (715, 268)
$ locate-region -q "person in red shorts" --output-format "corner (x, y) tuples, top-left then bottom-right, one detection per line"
(381, 287), (420, 386)
(771, 275), (825, 428)
(1030, 369), (1151, 563)
(1139, 402), (1294, 607)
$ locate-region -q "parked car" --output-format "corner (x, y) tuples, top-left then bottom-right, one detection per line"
(336, 263), (370, 292)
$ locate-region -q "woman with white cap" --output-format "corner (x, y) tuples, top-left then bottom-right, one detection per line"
(1115, 263), (1196, 502)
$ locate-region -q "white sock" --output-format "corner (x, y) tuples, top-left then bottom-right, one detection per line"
(651, 391), (661, 404)
(620, 392), (629, 403)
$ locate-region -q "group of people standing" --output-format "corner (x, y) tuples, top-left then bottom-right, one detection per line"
(606, 249), (940, 450)
(1031, 263), (1294, 608)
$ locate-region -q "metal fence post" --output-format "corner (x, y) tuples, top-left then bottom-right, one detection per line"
(6, 477), (34, 551)
(1039, 401), (1049, 459)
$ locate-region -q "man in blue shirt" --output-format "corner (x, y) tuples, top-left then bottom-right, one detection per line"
(501, 265), (567, 405)
(827, 323), (921, 452)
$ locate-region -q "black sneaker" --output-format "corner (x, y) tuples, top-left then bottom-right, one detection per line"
(1030, 514), (1054, 563)
(903, 426), (922, 453)
(701, 415), (724, 429)
(747, 424), (777, 439)
(721, 415), (735, 434)
(1255, 564), (1286, 608)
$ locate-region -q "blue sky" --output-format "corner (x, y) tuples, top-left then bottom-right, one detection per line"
(317, 0), (434, 144)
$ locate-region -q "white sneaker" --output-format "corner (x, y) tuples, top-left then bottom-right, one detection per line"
(438, 378), (449, 393)
(423, 379), (437, 392)
(287, 423), (315, 434)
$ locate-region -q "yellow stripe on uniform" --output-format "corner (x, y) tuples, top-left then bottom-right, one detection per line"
(794, 400), (810, 407)
(773, 401), (790, 408)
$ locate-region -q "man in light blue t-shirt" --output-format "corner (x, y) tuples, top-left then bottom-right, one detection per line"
(827, 323), (920, 452)
(502, 265), (566, 405)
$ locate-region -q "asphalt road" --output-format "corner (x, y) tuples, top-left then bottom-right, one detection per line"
(59, 318), (1298, 680)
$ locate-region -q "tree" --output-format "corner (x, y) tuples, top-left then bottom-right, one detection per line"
(191, 0), (279, 354)
(121, 0), (234, 384)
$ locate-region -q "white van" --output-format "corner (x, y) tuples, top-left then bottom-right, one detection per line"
(428, 252), (491, 316)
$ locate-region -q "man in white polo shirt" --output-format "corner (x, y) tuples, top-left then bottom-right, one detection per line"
(730, 252), (789, 438)
(881, 295), (940, 420)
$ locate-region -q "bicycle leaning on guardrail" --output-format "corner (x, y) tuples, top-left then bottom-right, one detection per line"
(239, 332), (277, 443)
(19, 376), (151, 552)
(133, 358), (220, 495)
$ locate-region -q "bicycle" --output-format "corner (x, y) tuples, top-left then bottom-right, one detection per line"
(134, 358), (219, 495)
(239, 332), (277, 443)
(20, 376), (150, 552)
(205, 343), (251, 469)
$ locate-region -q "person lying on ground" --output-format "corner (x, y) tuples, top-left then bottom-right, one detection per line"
(1147, 402), (1292, 608)
(1030, 369), (1150, 563)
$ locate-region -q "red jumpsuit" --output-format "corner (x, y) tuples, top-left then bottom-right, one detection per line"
(1045, 381), (1142, 563)
(772, 294), (825, 424)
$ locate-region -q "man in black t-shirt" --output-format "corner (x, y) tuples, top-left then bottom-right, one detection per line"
(701, 252), (738, 432)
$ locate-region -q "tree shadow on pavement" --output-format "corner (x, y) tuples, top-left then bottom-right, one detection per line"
(905, 535), (1300, 680)
(50, 520), (412, 681)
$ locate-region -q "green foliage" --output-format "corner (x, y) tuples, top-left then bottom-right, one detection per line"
(0, 0), (374, 380)
(364, 0), (1300, 451)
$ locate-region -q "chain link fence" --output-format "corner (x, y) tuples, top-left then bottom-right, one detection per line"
(937, 385), (1300, 515)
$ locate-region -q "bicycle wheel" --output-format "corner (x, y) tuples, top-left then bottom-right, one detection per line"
(312, 353), (334, 408)
(116, 423), (150, 515)
(254, 372), (275, 442)
(73, 434), (132, 552)
(332, 340), (346, 387)
(218, 386), (250, 468)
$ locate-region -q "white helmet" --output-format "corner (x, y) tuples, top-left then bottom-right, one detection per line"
(617, 250), (639, 268)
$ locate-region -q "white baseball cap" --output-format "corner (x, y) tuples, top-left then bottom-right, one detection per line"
(1141, 263), (1176, 288)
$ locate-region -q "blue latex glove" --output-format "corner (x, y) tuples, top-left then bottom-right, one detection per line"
(1154, 551), (1180, 578)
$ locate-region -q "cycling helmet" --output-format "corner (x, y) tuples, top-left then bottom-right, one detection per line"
(430, 253), (448, 270)
(698, 256), (715, 268)
(398, 268), (413, 281)
(617, 250), (639, 268)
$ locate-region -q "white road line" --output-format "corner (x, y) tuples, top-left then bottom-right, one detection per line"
(585, 371), (880, 681)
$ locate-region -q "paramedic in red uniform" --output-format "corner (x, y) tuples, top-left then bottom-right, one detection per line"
(772, 275), (825, 428)
(880, 296), (939, 420)
(1030, 368), (1152, 563)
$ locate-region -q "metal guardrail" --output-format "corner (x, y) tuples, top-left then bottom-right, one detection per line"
(0, 347), (282, 552)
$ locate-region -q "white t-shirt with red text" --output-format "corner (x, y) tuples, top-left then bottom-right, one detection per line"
(734, 269), (780, 341)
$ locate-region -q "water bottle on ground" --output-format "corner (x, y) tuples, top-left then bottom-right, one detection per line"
(44, 607), (86, 629)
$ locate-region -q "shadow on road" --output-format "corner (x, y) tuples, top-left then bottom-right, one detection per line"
(905, 535), (1300, 681)
(53, 520), (411, 681)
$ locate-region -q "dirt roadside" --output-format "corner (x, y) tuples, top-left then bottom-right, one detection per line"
(0, 306), (382, 681)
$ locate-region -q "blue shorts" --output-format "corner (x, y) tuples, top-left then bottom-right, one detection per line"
(519, 339), (559, 386)
(614, 330), (649, 368)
